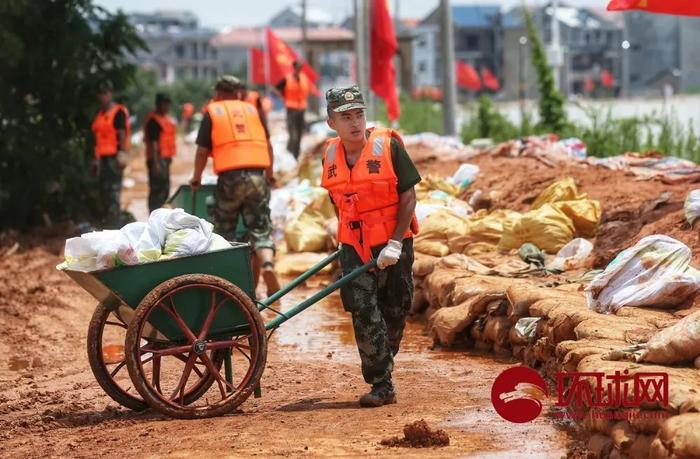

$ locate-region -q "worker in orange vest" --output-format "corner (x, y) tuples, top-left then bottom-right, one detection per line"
(91, 83), (131, 228)
(274, 61), (310, 158)
(190, 75), (280, 296)
(181, 102), (194, 132)
(240, 82), (270, 140)
(321, 86), (421, 407)
(143, 93), (177, 212)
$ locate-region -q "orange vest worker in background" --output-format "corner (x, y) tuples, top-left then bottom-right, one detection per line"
(321, 85), (421, 408)
(181, 102), (194, 132)
(91, 83), (130, 228)
(143, 92), (176, 212)
(274, 60), (310, 159)
(190, 75), (280, 296)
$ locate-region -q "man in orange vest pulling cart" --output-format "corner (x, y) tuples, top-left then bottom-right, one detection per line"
(321, 86), (421, 407)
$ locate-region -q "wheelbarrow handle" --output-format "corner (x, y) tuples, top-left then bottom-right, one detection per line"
(264, 257), (377, 331)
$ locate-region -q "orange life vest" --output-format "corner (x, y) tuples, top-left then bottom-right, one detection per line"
(206, 100), (270, 174)
(92, 104), (131, 157)
(321, 128), (419, 263)
(143, 112), (177, 159)
(283, 74), (309, 110)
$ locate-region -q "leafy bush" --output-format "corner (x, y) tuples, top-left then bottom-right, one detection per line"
(0, 0), (144, 228)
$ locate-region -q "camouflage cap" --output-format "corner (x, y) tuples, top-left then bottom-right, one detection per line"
(325, 86), (366, 113)
(215, 75), (241, 93)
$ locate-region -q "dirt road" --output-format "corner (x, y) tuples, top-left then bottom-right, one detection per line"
(0, 238), (577, 458)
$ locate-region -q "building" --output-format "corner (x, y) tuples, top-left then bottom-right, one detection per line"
(419, 4), (502, 99)
(129, 10), (220, 83)
(269, 5), (333, 28)
(501, 4), (625, 99)
(625, 12), (700, 95)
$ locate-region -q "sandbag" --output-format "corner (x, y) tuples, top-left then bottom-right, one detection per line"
(685, 189), (700, 227)
(610, 421), (636, 451)
(498, 204), (575, 254)
(483, 316), (510, 346)
(556, 339), (628, 372)
(628, 412), (668, 435)
(429, 298), (483, 345)
(532, 177), (585, 209)
(506, 284), (583, 318)
(275, 252), (335, 277)
(627, 433), (655, 459)
(284, 210), (329, 253)
(574, 317), (656, 343)
(547, 238), (594, 272)
(413, 253), (438, 277)
(605, 310), (700, 365)
(424, 268), (471, 308)
(653, 413), (700, 459)
(449, 209), (522, 253)
(553, 199), (601, 238)
(414, 209), (469, 256)
(451, 275), (511, 306)
(436, 253), (493, 275)
(586, 235), (700, 313)
(582, 410), (615, 435)
(411, 288), (429, 314)
(587, 433), (613, 459)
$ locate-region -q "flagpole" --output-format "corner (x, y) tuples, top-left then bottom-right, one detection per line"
(263, 27), (271, 98)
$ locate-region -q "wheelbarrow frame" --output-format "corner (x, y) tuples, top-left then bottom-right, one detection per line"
(64, 243), (374, 418)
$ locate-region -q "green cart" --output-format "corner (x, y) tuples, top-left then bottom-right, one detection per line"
(64, 243), (373, 419)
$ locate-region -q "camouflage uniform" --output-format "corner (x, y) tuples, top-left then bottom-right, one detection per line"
(339, 238), (414, 385)
(147, 157), (171, 212)
(99, 156), (123, 228)
(213, 169), (274, 251)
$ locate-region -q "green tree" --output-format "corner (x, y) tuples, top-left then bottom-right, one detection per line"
(0, 0), (144, 228)
(523, 7), (568, 134)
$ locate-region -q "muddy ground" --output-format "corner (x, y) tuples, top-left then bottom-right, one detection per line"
(1, 132), (697, 457)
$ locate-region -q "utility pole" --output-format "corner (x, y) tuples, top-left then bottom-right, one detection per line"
(363, 0), (374, 120)
(550, 0), (563, 93)
(440, 0), (457, 136)
(300, 0), (308, 60)
(354, 0), (369, 108)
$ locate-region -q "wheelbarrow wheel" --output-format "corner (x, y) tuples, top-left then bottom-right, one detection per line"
(125, 274), (267, 419)
(88, 303), (226, 411)
(87, 302), (147, 411)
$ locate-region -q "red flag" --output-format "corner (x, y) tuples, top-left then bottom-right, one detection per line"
(248, 47), (266, 85)
(456, 61), (481, 91)
(584, 76), (595, 94)
(265, 27), (319, 93)
(370, 0), (400, 121)
(481, 67), (501, 92)
(607, 0), (700, 16)
(601, 70), (615, 88)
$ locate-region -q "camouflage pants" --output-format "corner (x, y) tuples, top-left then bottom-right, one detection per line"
(286, 108), (304, 158)
(98, 156), (123, 229)
(214, 169), (274, 251)
(339, 238), (414, 385)
(147, 158), (171, 213)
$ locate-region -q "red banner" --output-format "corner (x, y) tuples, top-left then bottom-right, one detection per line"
(248, 47), (266, 85)
(265, 27), (320, 95)
(601, 70), (615, 88)
(481, 67), (501, 92)
(370, 0), (400, 121)
(607, 0), (700, 16)
(456, 61), (481, 91)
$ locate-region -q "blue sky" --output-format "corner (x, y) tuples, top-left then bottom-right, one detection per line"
(94, 0), (607, 29)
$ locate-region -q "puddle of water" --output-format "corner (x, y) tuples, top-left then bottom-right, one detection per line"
(8, 356), (30, 371)
(102, 344), (125, 364)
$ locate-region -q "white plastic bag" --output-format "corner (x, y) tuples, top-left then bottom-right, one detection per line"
(64, 230), (139, 271)
(449, 163), (480, 188)
(547, 238), (593, 271)
(685, 189), (700, 227)
(585, 235), (700, 313)
(150, 208), (213, 258)
(208, 234), (231, 252)
(121, 222), (162, 263)
(163, 229), (212, 258)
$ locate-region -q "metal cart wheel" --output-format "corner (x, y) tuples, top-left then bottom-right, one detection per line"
(88, 302), (226, 411)
(124, 274), (267, 419)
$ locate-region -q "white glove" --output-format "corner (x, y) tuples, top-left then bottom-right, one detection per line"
(377, 239), (402, 270)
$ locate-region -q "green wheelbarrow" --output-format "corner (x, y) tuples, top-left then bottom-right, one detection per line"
(167, 184), (247, 239)
(64, 243), (374, 419)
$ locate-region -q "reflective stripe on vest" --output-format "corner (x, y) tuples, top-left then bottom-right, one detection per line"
(320, 128), (418, 263)
(92, 104), (131, 157)
(283, 74), (309, 110)
(206, 100), (270, 174)
(143, 112), (177, 158)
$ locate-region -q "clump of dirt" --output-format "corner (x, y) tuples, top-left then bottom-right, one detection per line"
(380, 419), (450, 448)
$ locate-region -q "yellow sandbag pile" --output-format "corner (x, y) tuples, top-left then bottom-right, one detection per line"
(499, 203), (575, 254)
(651, 413), (700, 458)
(531, 177), (585, 209)
(449, 209), (522, 255)
(533, 177), (602, 238)
(284, 187), (336, 253)
(415, 175), (461, 200)
(414, 209), (470, 257)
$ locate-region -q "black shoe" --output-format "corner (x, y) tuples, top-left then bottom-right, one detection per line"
(359, 381), (397, 407)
